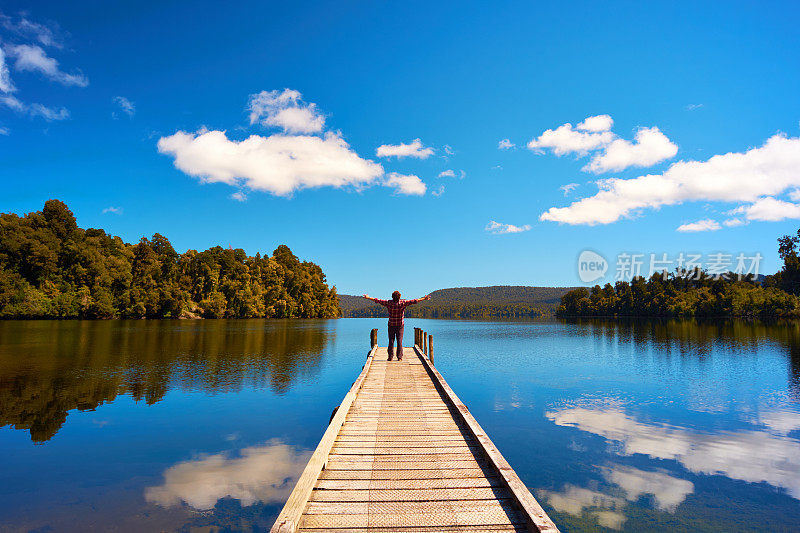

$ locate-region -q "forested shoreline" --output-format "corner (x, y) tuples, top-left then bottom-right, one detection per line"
(0, 200), (340, 319)
(557, 228), (800, 319)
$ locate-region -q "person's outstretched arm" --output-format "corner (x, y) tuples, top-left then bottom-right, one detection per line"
(362, 294), (390, 306)
(403, 294), (431, 307)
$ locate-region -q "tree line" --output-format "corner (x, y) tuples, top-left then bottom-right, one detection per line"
(0, 200), (340, 319)
(558, 229), (800, 319)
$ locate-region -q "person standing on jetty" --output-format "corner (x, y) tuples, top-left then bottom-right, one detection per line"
(362, 291), (431, 360)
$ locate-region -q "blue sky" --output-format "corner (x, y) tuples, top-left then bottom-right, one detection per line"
(2, 1), (800, 296)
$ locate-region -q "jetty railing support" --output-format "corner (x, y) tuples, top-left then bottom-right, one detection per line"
(428, 334), (434, 365)
(370, 328), (378, 352)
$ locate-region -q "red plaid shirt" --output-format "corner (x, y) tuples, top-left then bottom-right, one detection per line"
(374, 298), (421, 326)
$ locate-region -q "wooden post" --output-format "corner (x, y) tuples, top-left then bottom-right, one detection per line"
(414, 327), (419, 348)
(429, 334), (434, 365)
(423, 331), (427, 355)
(370, 328), (378, 349)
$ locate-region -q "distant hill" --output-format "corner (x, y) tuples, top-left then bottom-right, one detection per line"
(339, 286), (577, 319)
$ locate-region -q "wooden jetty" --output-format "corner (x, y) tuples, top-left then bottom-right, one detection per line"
(271, 328), (559, 532)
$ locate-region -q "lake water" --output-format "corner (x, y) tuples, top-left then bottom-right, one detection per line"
(1, 318), (799, 532)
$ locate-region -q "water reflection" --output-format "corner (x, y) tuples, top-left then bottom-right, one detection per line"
(565, 318), (800, 396)
(145, 439), (311, 510)
(546, 402), (800, 499)
(539, 465), (694, 530)
(0, 320), (332, 442)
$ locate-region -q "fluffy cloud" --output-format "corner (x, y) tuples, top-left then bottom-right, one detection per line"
(157, 129), (384, 196)
(485, 220), (531, 234)
(583, 127), (678, 173)
(541, 134), (800, 225)
(527, 122), (614, 156)
(376, 138), (434, 159)
(546, 404), (800, 498)
(676, 219), (721, 232)
(528, 115), (677, 173)
(247, 89), (325, 134)
(112, 96), (135, 117)
(577, 114), (613, 132)
(437, 169), (465, 179)
(731, 196), (800, 222)
(102, 206), (122, 214)
(385, 172), (426, 195)
(5, 44), (88, 87)
(145, 440), (311, 510)
(498, 138), (515, 150)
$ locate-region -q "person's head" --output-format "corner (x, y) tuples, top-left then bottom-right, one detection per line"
(392, 290), (401, 302)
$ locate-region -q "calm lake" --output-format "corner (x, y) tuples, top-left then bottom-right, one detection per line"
(1, 318), (799, 532)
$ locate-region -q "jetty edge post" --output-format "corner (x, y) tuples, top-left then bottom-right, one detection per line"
(429, 334), (434, 365)
(370, 328), (378, 351)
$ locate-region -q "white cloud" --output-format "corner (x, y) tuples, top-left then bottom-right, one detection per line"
(0, 126), (8, 135)
(112, 96), (135, 117)
(541, 134), (800, 225)
(0, 94), (23, 111)
(789, 189), (800, 202)
(158, 129), (384, 196)
(546, 404), (800, 498)
(376, 138), (434, 159)
(485, 220), (531, 234)
(577, 114), (613, 132)
(443, 144), (454, 156)
(230, 191), (247, 202)
(0, 48), (15, 93)
(528, 115), (677, 173)
(687, 103), (704, 111)
(560, 183), (579, 196)
(247, 89), (325, 134)
(528, 122), (614, 156)
(731, 196), (800, 222)
(385, 172), (426, 195)
(29, 103), (69, 120)
(583, 127), (678, 173)
(6, 44), (88, 87)
(437, 169), (465, 179)
(102, 206), (122, 215)
(723, 218), (745, 227)
(676, 219), (721, 232)
(0, 94), (68, 120)
(431, 184), (445, 197)
(145, 440), (311, 510)
(498, 138), (515, 150)
(1, 12), (61, 48)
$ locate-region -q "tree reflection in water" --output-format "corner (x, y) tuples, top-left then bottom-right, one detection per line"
(0, 319), (332, 442)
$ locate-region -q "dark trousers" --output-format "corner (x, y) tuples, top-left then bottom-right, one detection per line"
(387, 324), (404, 360)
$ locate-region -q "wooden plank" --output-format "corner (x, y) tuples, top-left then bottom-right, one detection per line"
(310, 487), (512, 502)
(269, 346), (377, 533)
(315, 476), (505, 490)
(318, 467), (495, 480)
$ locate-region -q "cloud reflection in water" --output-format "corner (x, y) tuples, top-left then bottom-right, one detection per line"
(546, 404), (800, 499)
(145, 439), (311, 510)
